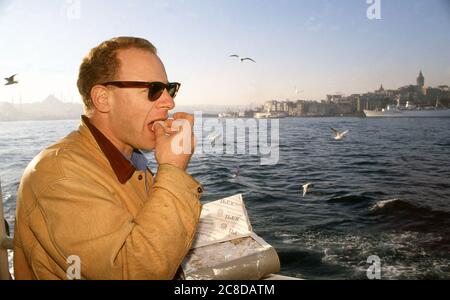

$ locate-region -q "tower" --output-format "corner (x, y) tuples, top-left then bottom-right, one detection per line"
(416, 70), (424, 87)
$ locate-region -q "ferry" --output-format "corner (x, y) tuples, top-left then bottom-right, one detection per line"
(254, 111), (288, 119)
(364, 101), (450, 118)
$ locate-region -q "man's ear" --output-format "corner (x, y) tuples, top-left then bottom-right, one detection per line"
(90, 85), (111, 113)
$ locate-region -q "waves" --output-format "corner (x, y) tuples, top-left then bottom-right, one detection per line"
(2, 117), (450, 279)
(369, 198), (450, 222)
(274, 229), (450, 280)
(325, 194), (450, 231)
(327, 193), (372, 206)
(371, 198), (426, 214)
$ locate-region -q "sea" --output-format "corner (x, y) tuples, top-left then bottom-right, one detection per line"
(1, 117), (449, 280)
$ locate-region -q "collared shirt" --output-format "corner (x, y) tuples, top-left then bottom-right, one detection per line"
(81, 115), (153, 191)
(129, 150), (151, 193)
(130, 150), (149, 172)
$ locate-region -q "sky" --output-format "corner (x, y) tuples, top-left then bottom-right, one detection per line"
(0, 0), (449, 107)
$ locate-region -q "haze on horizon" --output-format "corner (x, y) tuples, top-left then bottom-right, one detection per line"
(0, 0), (449, 107)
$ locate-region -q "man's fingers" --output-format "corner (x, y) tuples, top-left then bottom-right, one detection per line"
(164, 119), (174, 128)
(172, 113), (194, 138)
(173, 112), (194, 127)
(171, 119), (193, 137)
(153, 122), (166, 138)
(164, 119), (177, 134)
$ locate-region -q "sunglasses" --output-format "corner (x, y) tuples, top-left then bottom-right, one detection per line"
(100, 81), (181, 102)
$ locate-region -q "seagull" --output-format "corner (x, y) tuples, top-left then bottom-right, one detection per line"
(241, 57), (256, 63)
(295, 87), (304, 95)
(207, 132), (222, 146)
(4, 74), (18, 85)
(330, 127), (349, 140)
(229, 54), (240, 58)
(302, 183), (313, 197)
(231, 165), (240, 178)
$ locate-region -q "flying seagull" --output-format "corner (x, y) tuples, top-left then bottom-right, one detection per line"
(231, 165), (240, 178)
(330, 127), (349, 140)
(4, 74), (18, 85)
(241, 57), (256, 63)
(302, 183), (313, 197)
(207, 132), (222, 147)
(229, 54), (240, 58)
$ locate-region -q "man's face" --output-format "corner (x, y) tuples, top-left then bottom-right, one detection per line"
(106, 48), (175, 153)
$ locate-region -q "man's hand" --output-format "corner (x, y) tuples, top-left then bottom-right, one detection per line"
(153, 112), (196, 170)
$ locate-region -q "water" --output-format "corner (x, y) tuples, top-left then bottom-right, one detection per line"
(1, 117), (449, 279)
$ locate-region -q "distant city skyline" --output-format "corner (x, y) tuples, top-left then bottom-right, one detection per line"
(2, 68), (450, 121)
(0, 69), (443, 106)
(0, 0), (449, 106)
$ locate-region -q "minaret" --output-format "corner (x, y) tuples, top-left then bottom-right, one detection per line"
(416, 70), (424, 87)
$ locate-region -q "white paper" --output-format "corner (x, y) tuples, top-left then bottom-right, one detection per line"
(191, 194), (252, 249)
(181, 194), (281, 280)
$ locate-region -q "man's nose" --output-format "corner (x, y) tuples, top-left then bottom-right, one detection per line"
(155, 89), (175, 110)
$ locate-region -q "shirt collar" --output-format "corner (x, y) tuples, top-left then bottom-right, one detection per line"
(130, 150), (149, 171)
(82, 115), (148, 184)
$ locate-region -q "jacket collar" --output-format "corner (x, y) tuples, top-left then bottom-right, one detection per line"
(81, 115), (136, 184)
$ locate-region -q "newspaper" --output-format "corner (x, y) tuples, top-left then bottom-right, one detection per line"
(181, 194), (280, 280)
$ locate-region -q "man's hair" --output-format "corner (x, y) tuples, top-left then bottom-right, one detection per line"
(77, 37), (157, 111)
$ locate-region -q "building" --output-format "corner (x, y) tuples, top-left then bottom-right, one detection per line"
(417, 70), (425, 88)
(218, 70), (449, 118)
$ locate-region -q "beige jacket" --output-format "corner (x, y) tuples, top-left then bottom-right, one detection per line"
(13, 116), (202, 279)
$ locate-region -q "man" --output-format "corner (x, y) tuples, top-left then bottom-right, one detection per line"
(13, 37), (202, 279)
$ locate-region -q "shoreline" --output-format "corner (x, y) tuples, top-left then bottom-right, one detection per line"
(0, 115), (365, 123)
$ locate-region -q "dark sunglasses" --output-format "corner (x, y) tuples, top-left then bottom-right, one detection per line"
(100, 81), (181, 102)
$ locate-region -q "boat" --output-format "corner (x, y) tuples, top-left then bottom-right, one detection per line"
(218, 112), (236, 118)
(254, 111), (288, 119)
(364, 100), (450, 118)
